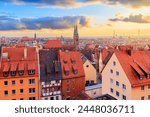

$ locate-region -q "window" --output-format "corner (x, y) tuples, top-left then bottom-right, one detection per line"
(67, 80), (70, 84)
(91, 80), (94, 84)
(116, 71), (119, 76)
(19, 71), (24, 76)
(3, 72), (9, 77)
(86, 81), (89, 85)
(20, 80), (23, 84)
(29, 88), (35, 94)
(12, 90), (16, 95)
(11, 71), (16, 76)
(20, 89), (24, 94)
(28, 70), (35, 75)
(110, 88), (113, 93)
(29, 97), (36, 100)
(141, 96), (144, 100)
(20, 98), (24, 100)
(110, 79), (113, 84)
(148, 95), (150, 100)
(116, 91), (119, 97)
(67, 88), (70, 92)
(86, 65), (89, 68)
(113, 61), (116, 66)
(50, 97), (54, 100)
(12, 80), (15, 85)
(148, 84), (150, 90)
(56, 80), (59, 83)
(116, 81), (119, 86)
(122, 95), (126, 100)
(4, 90), (8, 96)
(4, 81), (8, 86)
(110, 69), (113, 74)
(122, 84), (126, 90)
(65, 71), (69, 76)
(29, 79), (35, 84)
(141, 85), (144, 91)
(56, 96), (59, 100)
(74, 70), (78, 75)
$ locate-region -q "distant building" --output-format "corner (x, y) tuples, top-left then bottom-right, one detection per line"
(73, 25), (79, 51)
(102, 49), (150, 100)
(39, 49), (62, 100)
(81, 55), (97, 86)
(44, 40), (62, 49)
(59, 51), (86, 100)
(19, 36), (37, 46)
(0, 46), (39, 100)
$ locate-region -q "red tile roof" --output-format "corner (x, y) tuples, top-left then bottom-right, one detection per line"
(59, 51), (85, 79)
(20, 36), (35, 41)
(45, 40), (62, 48)
(114, 50), (150, 87)
(0, 46), (38, 78)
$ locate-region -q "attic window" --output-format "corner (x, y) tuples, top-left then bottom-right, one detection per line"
(11, 71), (16, 76)
(65, 71), (69, 76)
(72, 66), (78, 75)
(140, 75), (143, 80)
(71, 58), (76, 64)
(19, 71), (24, 76)
(74, 70), (78, 75)
(3, 72), (9, 77)
(63, 59), (67, 64)
(28, 70), (35, 75)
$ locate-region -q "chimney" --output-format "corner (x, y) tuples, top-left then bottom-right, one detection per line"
(24, 47), (27, 59)
(127, 49), (131, 56)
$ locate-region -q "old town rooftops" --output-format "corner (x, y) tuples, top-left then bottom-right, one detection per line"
(114, 50), (150, 87)
(59, 51), (85, 79)
(0, 46), (38, 78)
(39, 49), (62, 81)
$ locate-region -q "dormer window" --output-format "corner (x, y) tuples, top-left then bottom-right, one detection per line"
(19, 71), (24, 76)
(147, 74), (150, 79)
(65, 71), (69, 76)
(63, 59), (67, 64)
(11, 71), (16, 76)
(140, 75), (143, 80)
(3, 72), (9, 77)
(64, 65), (69, 76)
(71, 58), (76, 64)
(74, 70), (78, 75)
(72, 66), (78, 75)
(28, 70), (35, 75)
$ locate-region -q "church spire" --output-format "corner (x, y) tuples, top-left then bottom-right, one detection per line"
(73, 24), (79, 51)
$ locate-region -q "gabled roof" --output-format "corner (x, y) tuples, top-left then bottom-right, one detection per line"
(81, 49), (94, 63)
(59, 51), (85, 79)
(20, 36), (35, 41)
(39, 49), (62, 81)
(45, 40), (62, 49)
(0, 46), (38, 78)
(114, 50), (150, 87)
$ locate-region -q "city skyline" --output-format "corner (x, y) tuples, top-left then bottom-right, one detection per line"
(0, 0), (150, 37)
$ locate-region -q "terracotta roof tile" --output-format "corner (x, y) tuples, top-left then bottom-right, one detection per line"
(45, 40), (62, 48)
(115, 50), (150, 87)
(59, 51), (85, 79)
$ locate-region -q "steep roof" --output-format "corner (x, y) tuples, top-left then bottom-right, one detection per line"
(115, 50), (150, 87)
(45, 40), (62, 49)
(0, 46), (38, 78)
(39, 49), (62, 81)
(59, 51), (85, 79)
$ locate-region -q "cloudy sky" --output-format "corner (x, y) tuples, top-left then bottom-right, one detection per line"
(0, 0), (150, 37)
